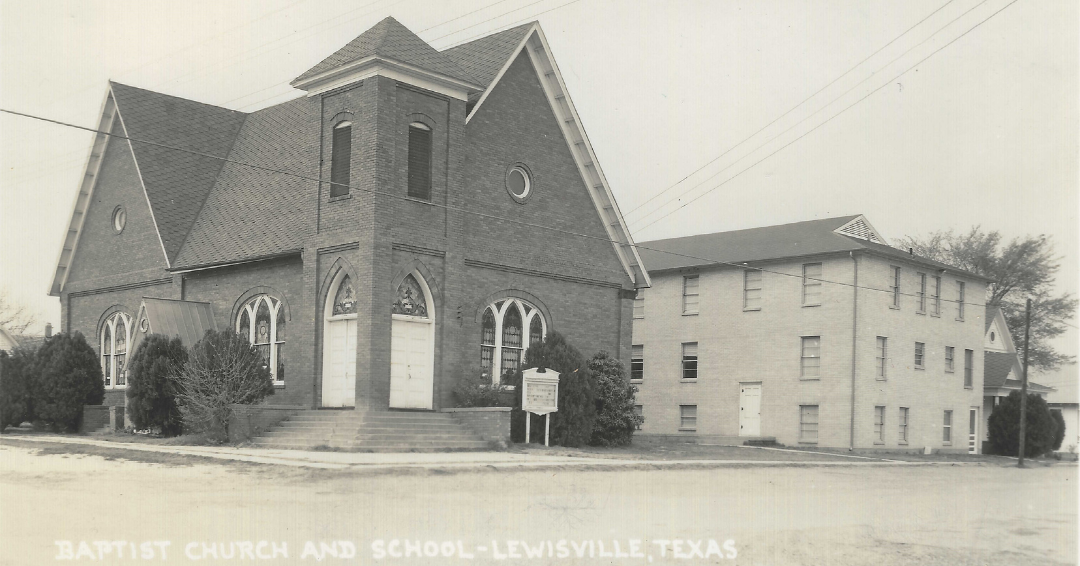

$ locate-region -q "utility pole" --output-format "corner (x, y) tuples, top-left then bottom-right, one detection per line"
(1018, 298), (1031, 468)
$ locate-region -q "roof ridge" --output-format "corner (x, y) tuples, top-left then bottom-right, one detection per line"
(109, 80), (248, 115)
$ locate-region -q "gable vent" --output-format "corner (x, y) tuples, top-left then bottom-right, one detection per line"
(836, 217), (883, 244)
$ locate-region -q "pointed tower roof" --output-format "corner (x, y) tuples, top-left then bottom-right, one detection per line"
(291, 17), (480, 92)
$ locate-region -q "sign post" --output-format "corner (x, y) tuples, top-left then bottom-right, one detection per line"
(521, 368), (559, 447)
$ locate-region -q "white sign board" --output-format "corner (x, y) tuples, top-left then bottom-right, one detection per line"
(521, 368), (559, 415)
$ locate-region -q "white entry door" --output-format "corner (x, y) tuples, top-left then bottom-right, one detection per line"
(322, 318), (356, 407)
(739, 383), (762, 437)
(389, 318), (433, 409)
(968, 408), (978, 454)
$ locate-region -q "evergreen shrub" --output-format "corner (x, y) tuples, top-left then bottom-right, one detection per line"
(509, 332), (596, 447)
(33, 332), (104, 432)
(588, 351), (643, 447)
(127, 334), (188, 436)
(987, 390), (1059, 457)
(0, 347), (37, 430)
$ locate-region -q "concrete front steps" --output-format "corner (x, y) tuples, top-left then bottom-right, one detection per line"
(250, 410), (493, 452)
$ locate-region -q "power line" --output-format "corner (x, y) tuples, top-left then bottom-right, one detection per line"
(430, 0), (585, 47)
(3, 106), (1006, 309)
(631, 0), (1020, 235)
(622, 0), (957, 219)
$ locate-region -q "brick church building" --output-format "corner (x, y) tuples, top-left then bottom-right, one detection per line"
(50, 18), (648, 421)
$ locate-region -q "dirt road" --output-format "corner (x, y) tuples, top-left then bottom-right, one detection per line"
(1, 444), (1075, 565)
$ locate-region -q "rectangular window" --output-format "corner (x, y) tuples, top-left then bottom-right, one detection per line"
(633, 290), (644, 319)
(945, 346), (955, 372)
(874, 406), (885, 442)
(799, 405), (819, 443)
(875, 337), (887, 379)
(899, 407), (909, 442)
(743, 269), (762, 310)
(890, 266), (901, 308)
(802, 263), (822, 306)
(917, 272), (927, 313)
(631, 345), (644, 381)
(682, 275), (699, 314)
(329, 122), (352, 197)
(407, 123), (432, 200)
(943, 410), (953, 443)
(634, 405), (643, 430)
(964, 349), (974, 388)
(914, 342), (925, 369)
(956, 281), (966, 320)
(679, 405), (697, 430)
(931, 276), (941, 316)
(681, 342), (698, 380)
(801, 336), (821, 379)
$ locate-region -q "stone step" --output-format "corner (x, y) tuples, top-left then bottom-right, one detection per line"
(275, 422), (463, 432)
(250, 438), (491, 450)
(262, 430), (481, 441)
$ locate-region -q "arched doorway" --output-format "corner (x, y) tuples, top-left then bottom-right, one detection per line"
(322, 270), (357, 407)
(389, 272), (435, 409)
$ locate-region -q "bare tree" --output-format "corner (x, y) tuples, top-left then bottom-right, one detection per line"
(0, 289), (37, 336)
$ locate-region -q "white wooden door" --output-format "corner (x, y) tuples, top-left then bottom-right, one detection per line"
(322, 318), (356, 407)
(739, 383), (761, 437)
(968, 408), (978, 454)
(389, 318), (433, 409)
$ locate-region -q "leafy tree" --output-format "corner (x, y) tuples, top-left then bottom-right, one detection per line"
(1050, 408), (1066, 452)
(897, 228), (1077, 371)
(172, 330), (273, 442)
(1, 347), (37, 430)
(33, 332), (104, 432)
(509, 331), (597, 447)
(452, 367), (509, 408)
(588, 351), (643, 447)
(127, 334), (188, 436)
(987, 390), (1059, 457)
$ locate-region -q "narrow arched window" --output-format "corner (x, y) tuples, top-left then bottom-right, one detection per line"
(100, 312), (132, 388)
(330, 121), (352, 197)
(407, 122), (432, 200)
(480, 298), (547, 385)
(237, 294), (286, 384)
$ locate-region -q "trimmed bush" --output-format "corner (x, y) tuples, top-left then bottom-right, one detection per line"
(33, 332), (104, 432)
(127, 334), (188, 436)
(588, 351), (643, 447)
(1, 347), (37, 430)
(173, 330), (273, 442)
(1051, 409), (1066, 452)
(510, 332), (596, 447)
(453, 367), (509, 408)
(987, 390), (1059, 457)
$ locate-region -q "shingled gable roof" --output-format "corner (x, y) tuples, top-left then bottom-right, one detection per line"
(292, 16), (479, 88)
(441, 23), (534, 103)
(637, 215), (992, 281)
(109, 82), (248, 263)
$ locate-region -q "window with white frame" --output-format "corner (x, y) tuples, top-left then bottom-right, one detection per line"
(874, 406), (885, 442)
(931, 275), (941, 315)
(875, 337), (887, 379)
(899, 407), (909, 442)
(914, 342), (925, 369)
(743, 269), (762, 310)
(631, 345), (643, 381)
(964, 349), (973, 388)
(100, 311), (132, 388)
(480, 298), (547, 385)
(945, 346), (955, 372)
(800, 405), (819, 443)
(633, 289), (644, 319)
(681, 342), (698, 380)
(943, 410), (953, 443)
(802, 263), (822, 306)
(679, 405), (697, 430)
(917, 272), (927, 313)
(682, 275), (699, 314)
(956, 281), (966, 320)
(801, 336), (820, 379)
(890, 266), (901, 308)
(236, 294), (286, 384)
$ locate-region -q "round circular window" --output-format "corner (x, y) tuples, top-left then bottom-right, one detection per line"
(505, 164), (533, 204)
(112, 206), (127, 233)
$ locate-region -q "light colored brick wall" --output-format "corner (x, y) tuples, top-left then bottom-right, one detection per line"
(633, 251), (986, 450)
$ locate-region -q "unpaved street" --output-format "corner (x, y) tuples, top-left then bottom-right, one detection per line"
(1, 443), (1075, 565)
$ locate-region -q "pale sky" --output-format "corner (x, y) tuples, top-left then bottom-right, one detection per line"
(1, 0), (1076, 369)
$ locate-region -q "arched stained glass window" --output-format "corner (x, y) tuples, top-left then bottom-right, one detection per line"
(392, 274), (428, 317)
(102, 324), (113, 386)
(236, 295), (286, 384)
(115, 317), (128, 386)
(332, 274), (356, 315)
(479, 298), (547, 385)
(100, 312), (131, 389)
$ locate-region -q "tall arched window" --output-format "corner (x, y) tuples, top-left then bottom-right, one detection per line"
(101, 312), (131, 388)
(480, 298), (547, 385)
(407, 122), (432, 200)
(237, 295), (286, 384)
(329, 121), (352, 197)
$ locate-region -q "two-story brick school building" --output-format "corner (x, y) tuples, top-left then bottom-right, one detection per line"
(631, 215), (991, 452)
(49, 17), (648, 425)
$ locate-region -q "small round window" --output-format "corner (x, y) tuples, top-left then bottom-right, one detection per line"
(505, 164), (532, 203)
(990, 331), (996, 342)
(112, 206), (127, 233)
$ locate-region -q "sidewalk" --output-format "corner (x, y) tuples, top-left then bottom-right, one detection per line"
(0, 434), (989, 471)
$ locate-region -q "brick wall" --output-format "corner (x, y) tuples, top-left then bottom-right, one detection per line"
(80, 405), (110, 433)
(441, 407), (511, 444)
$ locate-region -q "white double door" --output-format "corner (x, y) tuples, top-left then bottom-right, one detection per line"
(739, 383), (762, 437)
(389, 317), (434, 409)
(322, 318), (356, 407)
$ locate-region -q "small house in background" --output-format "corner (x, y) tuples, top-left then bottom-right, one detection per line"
(0, 327), (19, 353)
(981, 305), (1054, 450)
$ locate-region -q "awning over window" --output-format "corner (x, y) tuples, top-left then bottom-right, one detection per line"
(130, 298), (217, 355)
